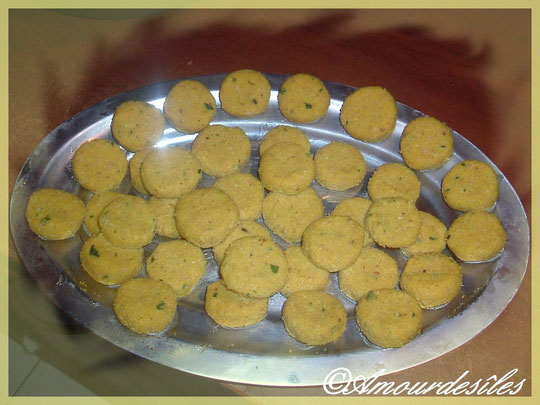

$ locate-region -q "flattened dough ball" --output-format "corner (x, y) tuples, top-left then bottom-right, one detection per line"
(164, 79), (216, 133)
(72, 139), (128, 192)
(220, 69), (271, 117)
(262, 187), (324, 243)
(368, 162), (421, 203)
(331, 197), (374, 246)
(282, 290), (347, 345)
(400, 253), (462, 308)
(446, 211), (507, 262)
(400, 116), (454, 170)
(281, 246), (331, 297)
(111, 100), (165, 152)
(98, 194), (156, 248)
(80, 233), (143, 285)
(175, 188), (239, 248)
(314, 142), (367, 191)
(192, 125), (251, 178)
(113, 278), (177, 335)
(401, 211), (447, 257)
(258, 142), (315, 195)
(340, 86), (398, 143)
(26, 188), (85, 240)
(140, 147), (202, 198)
(356, 288), (422, 348)
(213, 173), (264, 220)
(205, 280), (269, 328)
(278, 73), (331, 123)
(221, 236), (288, 299)
(302, 215), (365, 272)
(365, 197), (421, 248)
(442, 160), (499, 212)
(259, 125), (311, 156)
(339, 247), (399, 301)
(146, 240), (207, 297)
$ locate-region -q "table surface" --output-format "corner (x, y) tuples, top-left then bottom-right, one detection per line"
(8, 9), (531, 396)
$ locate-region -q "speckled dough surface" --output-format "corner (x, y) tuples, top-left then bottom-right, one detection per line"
(340, 86), (398, 143)
(282, 290), (347, 346)
(129, 148), (153, 194)
(148, 197), (180, 238)
(26, 188), (85, 240)
(80, 233), (143, 285)
(84, 191), (123, 235)
(258, 142), (315, 195)
(113, 277), (177, 335)
(221, 236), (288, 299)
(365, 197), (421, 248)
(355, 288), (423, 348)
(164, 79), (216, 133)
(368, 162), (421, 202)
(278, 73), (331, 123)
(146, 240), (207, 297)
(213, 173), (264, 221)
(401, 211), (447, 257)
(72, 139), (128, 193)
(262, 187), (324, 243)
(331, 197), (374, 246)
(400, 116), (454, 170)
(442, 160), (499, 212)
(219, 69), (271, 117)
(280, 246), (331, 297)
(205, 280), (269, 328)
(338, 247), (399, 302)
(446, 211), (507, 262)
(140, 147), (202, 198)
(175, 188), (239, 248)
(212, 219), (272, 264)
(97, 194), (156, 249)
(191, 125), (251, 178)
(301, 215), (365, 272)
(314, 142), (367, 191)
(400, 253), (463, 308)
(259, 125), (311, 156)
(111, 100), (165, 152)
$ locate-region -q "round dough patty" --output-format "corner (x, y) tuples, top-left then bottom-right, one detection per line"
(368, 162), (421, 203)
(365, 197), (421, 248)
(339, 247), (399, 301)
(281, 246), (331, 297)
(278, 73), (331, 123)
(355, 288), (422, 348)
(129, 148), (154, 194)
(192, 125), (251, 178)
(84, 191), (123, 235)
(164, 79), (216, 133)
(213, 219), (272, 264)
(282, 290), (347, 345)
(220, 69), (271, 117)
(442, 160), (499, 212)
(340, 86), (398, 143)
(400, 253), (462, 308)
(262, 187), (324, 243)
(331, 197), (374, 246)
(140, 146), (202, 198)
(221, 236), (288, 299)
(400, 115), (454, 170)
(302, 215), (365, 272)
(111, 100), (165, 152)
(446, 211), (507, 262)
(98, 194), (156, 248)
(26, 188), (85, 240)
(401, 211), (447, 257)
(146, 240), (206, 297)
(148, 197), (180, 238)
(259, 125), (311, 156)
(175, 187), (239, 248)
(80, 233), (143, 285)
(258, 142), (315, 195)
(72, 139), (128, 193)
(113, 277), (177, 335)
(314, 142), (367, 191)
(205, 280), (269, 328)
(213, 173), (264, 221)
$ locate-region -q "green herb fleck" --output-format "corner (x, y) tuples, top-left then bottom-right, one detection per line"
(304, 102), (312, 109)
(212, 292), (218, 298)
(247, 80), (255, 85)
(461, 162), (467, 167)
(270, 264), (279, 273)
(198, 169), (202, 174)
(156, 302), (165, 310)
(429, 236), (437, 241)
(40, 215), (51, 226)
(366, 291), (377, 301)
(251, 99), (258, 104)
(232, 77), (237, 82)
(204, 103), (214, 111)
(90, 245), (100, 257)
(280, 87), (287, 94)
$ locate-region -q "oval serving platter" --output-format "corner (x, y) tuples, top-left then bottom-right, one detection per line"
(10, 73), (530, 387)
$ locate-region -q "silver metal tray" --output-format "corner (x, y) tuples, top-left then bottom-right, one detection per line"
(10, 73), (530, 386)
